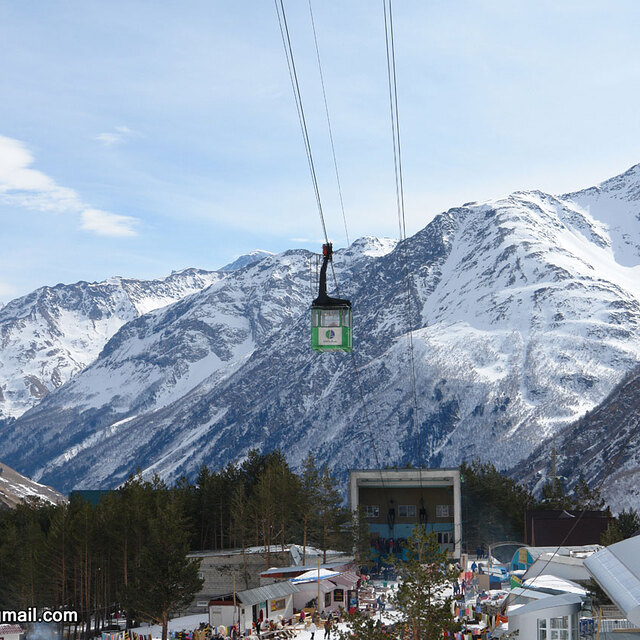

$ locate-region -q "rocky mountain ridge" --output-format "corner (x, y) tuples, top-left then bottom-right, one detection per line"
(1, 166), (640, 503)
(0, 268), (226, 419)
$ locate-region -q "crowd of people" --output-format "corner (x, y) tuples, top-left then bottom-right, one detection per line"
(370, 537), (407, 555)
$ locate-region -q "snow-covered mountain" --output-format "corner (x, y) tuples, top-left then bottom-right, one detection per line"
(0, 268), (222, 419)
(219, 250), (274, 272)
(2, 166), (640, 495)
(512, 364), (640, 513)
(0, 461), (66, 509)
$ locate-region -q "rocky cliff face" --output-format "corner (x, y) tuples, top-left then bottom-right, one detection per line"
(511, 365), (640, 513)
(1, 166), (640, 496)
(0, 461), (66, 509)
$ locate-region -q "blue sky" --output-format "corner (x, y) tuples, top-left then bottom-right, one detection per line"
(1, 0), (639, 303)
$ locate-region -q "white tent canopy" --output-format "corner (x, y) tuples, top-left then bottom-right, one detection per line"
(290, 568), (341, 583)
(523, 574), (588, 597)
(524, 552), (592, 582)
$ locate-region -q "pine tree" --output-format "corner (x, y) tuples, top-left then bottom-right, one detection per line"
(230, 482), (251, 589)
(393, 525), (460, 640)
(351, 506), (371, 567)
(253, 459), (278, 568)
(271, 452), (299, 554)
(601, 508), (640, 545)
(44, 503), (72, 610)
(337, 610), (389, 640)
(317, 466), (347, 563)
(120, 496), (203, 640)
(299, 453), (321, 565)
(569, 478), (605, 510)
(460, 460), (535, 547)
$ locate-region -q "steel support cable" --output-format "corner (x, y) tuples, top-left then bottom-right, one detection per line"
(275, 1), (387, 499)
(304, 1), (387, 494)
(275, 0), (329, 247)
(276, 0), (342, 294)
(383, 0), (424, 484)
(308, 0), (350, 248)
(349, 352), (386, 487)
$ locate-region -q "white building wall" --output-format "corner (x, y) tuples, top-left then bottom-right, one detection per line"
(509, 602), (581, 640)
(266, 594), (294, 621)
(209, 603), (237, 629)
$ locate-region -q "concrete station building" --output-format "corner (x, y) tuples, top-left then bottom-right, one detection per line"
(348, 468), (462, 559)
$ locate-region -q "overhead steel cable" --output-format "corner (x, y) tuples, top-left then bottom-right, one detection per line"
(275, 0), (342, 294)
(274, 0), (387, 493)
(383, 0), (424, 481)
(274, 0), (329, 247)
(308, 0), (350, 248)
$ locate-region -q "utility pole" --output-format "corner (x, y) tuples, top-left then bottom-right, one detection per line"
(317, 556), (321, 615)
(233, 574), (237, 631)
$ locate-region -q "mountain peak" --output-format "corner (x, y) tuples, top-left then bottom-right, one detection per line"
(561, 163), (640, 268)
(0, 269), (222, 419)
(219, 250), (274, 272)
(597, 162), (640, 198)
(344, 236), (398, 258)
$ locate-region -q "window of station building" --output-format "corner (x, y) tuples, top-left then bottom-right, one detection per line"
(436, 504), (452, 517)
(549, 616), (570, 640)
(398, 504), (416, 518)
(437, 532), (451, 544)
(364, 505), (379, 518)
(538, 619), (547, 640)
(325, 592), (332, 607)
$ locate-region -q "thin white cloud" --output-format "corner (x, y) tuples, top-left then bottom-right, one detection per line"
(95, 133), (121, 146)
(0, 135), (81, 211)
(95, 125), (135, 146)
(81, 209), (138, 237)
(0, 134), (139, 236)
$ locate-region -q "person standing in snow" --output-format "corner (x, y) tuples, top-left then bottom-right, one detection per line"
(324, 617), (332, 640)
(308, 621), (317, 640)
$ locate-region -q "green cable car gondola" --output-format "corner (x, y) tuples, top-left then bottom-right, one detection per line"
(311, 243), (352, 352)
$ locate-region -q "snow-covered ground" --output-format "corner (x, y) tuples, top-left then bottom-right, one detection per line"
(130, 614), (209, 638)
